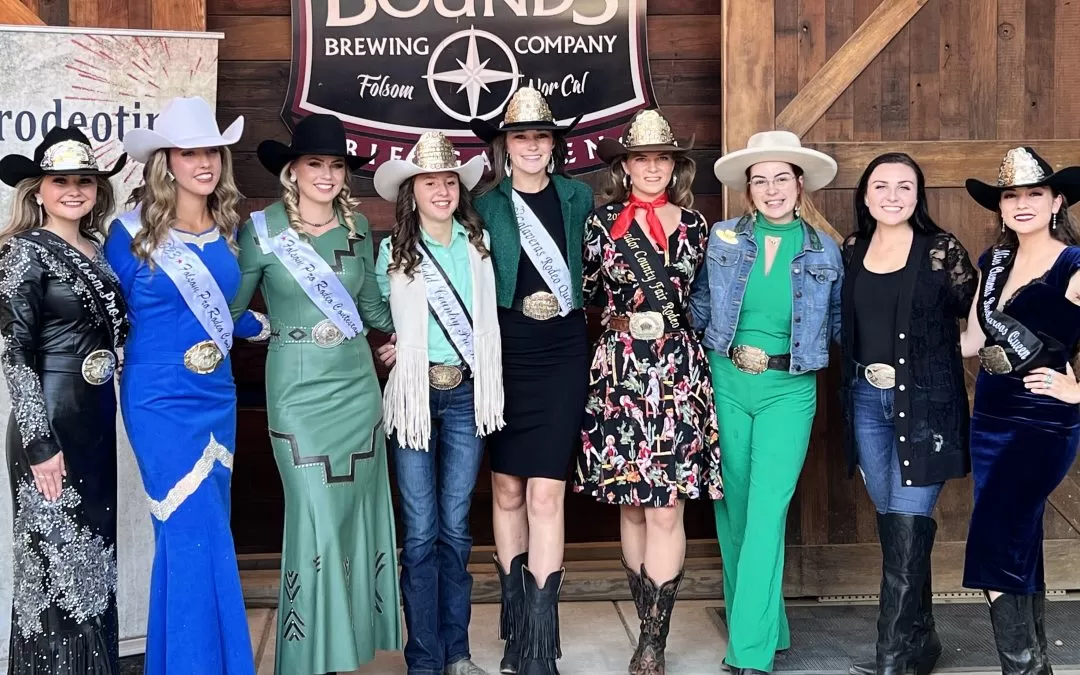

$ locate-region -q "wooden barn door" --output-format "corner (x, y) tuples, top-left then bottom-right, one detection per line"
(722, 0), (1080, 597)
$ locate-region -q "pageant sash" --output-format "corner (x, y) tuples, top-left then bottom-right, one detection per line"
(976, 246), (1044, 371)
(250, 210), (362, 339)
(605, 209), (685, 331)
(118, 208), (234, 355)
(30, 230), (127, 349)
(417, 239), (474, 368)
(510, 190), (574, 316)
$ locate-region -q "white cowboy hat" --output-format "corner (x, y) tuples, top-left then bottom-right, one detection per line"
(373, 131), (485, 202)
(713, 130), (837, 192)
(123, 96), (244, 164)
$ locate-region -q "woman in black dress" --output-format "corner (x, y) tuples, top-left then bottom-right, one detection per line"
(0, 127), (128, 674)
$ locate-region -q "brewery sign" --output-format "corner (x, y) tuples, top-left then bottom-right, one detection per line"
(282, 0), (656, 174)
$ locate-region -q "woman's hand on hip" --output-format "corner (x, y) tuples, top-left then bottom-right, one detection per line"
(31, 451), (66, 502)
(1024, 365), (1080, 405)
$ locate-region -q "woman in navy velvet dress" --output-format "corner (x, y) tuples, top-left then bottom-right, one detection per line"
(960, 147), (1080, 675)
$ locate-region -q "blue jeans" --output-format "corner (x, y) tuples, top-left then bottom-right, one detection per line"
(391, 380), (485, 675)
(852, 377), (943, 516)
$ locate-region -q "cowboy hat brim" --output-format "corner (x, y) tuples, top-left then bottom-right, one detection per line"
(713, 145), (838, 193)
(123, 116), (244, 164)
(256, 139), (372, 177)
(0, 152), (128, 188)
(965, 166), (1080, 211)
(469, 116), (582, 144)
(596, 135), (696, 165)
(372, 155), (486, 203)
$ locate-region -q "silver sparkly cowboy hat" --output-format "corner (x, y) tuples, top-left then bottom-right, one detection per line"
(965, 147), (1080, 211)
(596, 109), (695, 164)
(713, 130), (837, 192)
(469, 86), (581, 144)
(0, 126), (127, 187)
(373, 131), (485, 202)
(122, 96), (243, 164)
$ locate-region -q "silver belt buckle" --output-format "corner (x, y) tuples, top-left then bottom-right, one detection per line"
(184, 340), (223, 374)
(628, 311), (664, 340)
(730, 345), (769, 375)
(429, 364), (464, 390)
(81, 349), (116, 385)
(978, 344), (1013, 375)
(312, 319), (346, 348)
(863, 363), (896, 389)
(521, 292), (560, 321)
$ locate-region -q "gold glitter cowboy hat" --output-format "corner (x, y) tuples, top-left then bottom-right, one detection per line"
(469, 86), (581, 144)
(373, 131), (486, 202)
(712, 130), (837, 192)
(257, 113), (371, 176)
(0, 126), (127, 187)
(596, 109), (694, 164)
(965, 147), (1080, 211)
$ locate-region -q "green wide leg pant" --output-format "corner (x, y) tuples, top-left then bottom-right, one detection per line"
(708, 350), (817, 672)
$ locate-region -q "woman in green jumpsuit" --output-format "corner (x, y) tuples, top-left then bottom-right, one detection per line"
(690, 131), (842, 674)
(230, 114), (403, 674)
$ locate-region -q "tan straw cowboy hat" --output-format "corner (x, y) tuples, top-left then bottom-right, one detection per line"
(713, 130), (837, 192)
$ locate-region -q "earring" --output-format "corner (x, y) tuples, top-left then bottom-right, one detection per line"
(288, 172), (297, 183)
(671, 175), (678, 187)
(547, 157), (555, 174)
(1053, 212), (1058, 230)
(794, 203), (801, 219)
(504, 156), (512, 176)
(37, 204), (44, 224)
(34, 195), (42, 206)
(166, 170), (175, 182)
(623, 174), (630, 190)
(411, 198), (417, 212)
(1001, 219), (1006, 233)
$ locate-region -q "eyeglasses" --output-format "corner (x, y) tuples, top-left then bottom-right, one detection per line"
(749, 175), (795, 190)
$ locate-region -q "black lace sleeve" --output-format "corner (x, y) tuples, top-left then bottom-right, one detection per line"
(0, 238), (60, 465)
(930, 234), (977, 318)
(842, 234), (858, 266)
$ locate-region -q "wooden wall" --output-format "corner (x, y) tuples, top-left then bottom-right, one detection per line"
(12, 0), (205, 29)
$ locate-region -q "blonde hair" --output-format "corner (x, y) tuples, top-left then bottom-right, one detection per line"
(126, 147), (243, 263)
(742, 164), (828, 230)
(277, 162), (359, 237)
(601, 153), (697, 208)
(1, 174), (116, 244)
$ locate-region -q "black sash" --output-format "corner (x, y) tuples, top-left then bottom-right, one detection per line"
(417, 239), (473, 366)
(976, 246), (1048, 372)
(27, 230), (128, 350)
(606, 208), (685, 331)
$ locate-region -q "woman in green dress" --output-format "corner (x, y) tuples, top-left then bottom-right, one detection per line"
(229, 114), (402, 675)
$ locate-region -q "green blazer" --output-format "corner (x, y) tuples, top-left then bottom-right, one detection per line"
(474, 174), (595, 309)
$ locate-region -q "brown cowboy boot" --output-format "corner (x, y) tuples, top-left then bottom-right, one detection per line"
(632, 566), (684, 675)
(625, 560), (656, 673)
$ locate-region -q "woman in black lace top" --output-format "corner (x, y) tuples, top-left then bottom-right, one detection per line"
(839, 153), (977, 675)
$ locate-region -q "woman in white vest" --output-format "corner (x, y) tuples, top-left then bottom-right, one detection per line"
(103, 96), (269, 674)
(373, 130), (504, 675)
(228, 113), (402, 675)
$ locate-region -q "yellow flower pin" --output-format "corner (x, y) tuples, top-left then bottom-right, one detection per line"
(715, 229), (738, 245)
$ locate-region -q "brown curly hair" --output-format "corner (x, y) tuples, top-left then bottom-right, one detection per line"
(388, 176), (490, 278)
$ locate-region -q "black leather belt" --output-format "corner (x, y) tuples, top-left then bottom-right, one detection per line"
(726, 345), (791, 374)
(39, 350), (118, 385)
(39, 354), (87, 373)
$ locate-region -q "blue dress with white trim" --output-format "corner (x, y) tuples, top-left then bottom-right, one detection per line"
(104, 214), (265, 675)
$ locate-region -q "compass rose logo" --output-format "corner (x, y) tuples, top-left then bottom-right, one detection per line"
(425, 27), (521, 123)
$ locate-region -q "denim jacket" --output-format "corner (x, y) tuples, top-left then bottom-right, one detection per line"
(689, 213), (843, 373)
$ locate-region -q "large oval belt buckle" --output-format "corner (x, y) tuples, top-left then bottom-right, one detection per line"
(731, 345), (769, 375)
(863, 363), (896, 389)
(312, 319), (346, 348)
(428, 364), (464, 391)
(521, 292), (560, 321)
(184, 340), (223, 375)
(628, 311), (664, 341)
(81, 349), (116, 385)
(978, 344), (1013, 375)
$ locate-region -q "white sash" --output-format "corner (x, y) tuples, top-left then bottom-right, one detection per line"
(417, 240), (474, 368)
(250, 210), (363, 339)
(510, 191), (574, 316)
(118, 208), (233, 355)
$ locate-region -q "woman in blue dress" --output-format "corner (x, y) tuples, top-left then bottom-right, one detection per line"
(104, 96), (269, 674)
(960, 147), (1080, 674)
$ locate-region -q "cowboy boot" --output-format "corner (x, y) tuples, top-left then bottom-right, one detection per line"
(518, 566), (564, 675)
(495, 552), (528, 674)
(874, 514), (935, 674)
(987, 592), (1041, 674)
(1032, 593), (1054, 674)
(624, 559), (655, 674)
(633, 566), (683, 675)
(908, 550), (942, 675)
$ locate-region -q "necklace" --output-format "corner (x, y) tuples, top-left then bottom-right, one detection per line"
(300, 212), (337, 229)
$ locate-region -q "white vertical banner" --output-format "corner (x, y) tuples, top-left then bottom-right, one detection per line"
(0, 24), (224, 666)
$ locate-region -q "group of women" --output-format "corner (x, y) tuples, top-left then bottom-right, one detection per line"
(0, 83), (1077, 675)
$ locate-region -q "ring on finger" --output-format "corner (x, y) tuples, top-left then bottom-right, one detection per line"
(1045, 374), (1054, 386)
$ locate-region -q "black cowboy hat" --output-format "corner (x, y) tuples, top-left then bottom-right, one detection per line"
(469, 86), (581, 144)
(0, 126), (127, 188)
(965, 146), (1080, 211)
(257, 113), (372, 176)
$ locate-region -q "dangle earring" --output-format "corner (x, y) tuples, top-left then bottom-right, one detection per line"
(288, 172), (297, 183)
(1001, 218), (1006, 233)
(504, 156), (513, 177)
(547, 156), (555, 174)
(670, 175), (677, 187)
(1053, 211), (1058, 231)
(623, 174), (631, 190)
(411, 198), (417, 212)
(166, 170), (175, 182)
(794, 203), (801, 219)
(34, 195), (43, 224)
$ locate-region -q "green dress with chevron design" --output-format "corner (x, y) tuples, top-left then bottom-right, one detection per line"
(230, 201), (402, 674)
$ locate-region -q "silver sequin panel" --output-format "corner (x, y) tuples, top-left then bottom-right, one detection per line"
(2, 355), (52, 447)
(12, 481), (117, 636)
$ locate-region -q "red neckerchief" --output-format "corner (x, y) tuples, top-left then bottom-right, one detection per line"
(610, 193), (670, 251)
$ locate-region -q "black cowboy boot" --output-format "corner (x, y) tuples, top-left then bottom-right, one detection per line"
(518, 566), (564, 675)
(1032, 593), (1054, 674)
(624, 559), (655, 674)
(908, 551), (942, 674)
(495, 552), (528, 674)
(987, 592), (1042, 674)
(633, 566), (683, 675)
